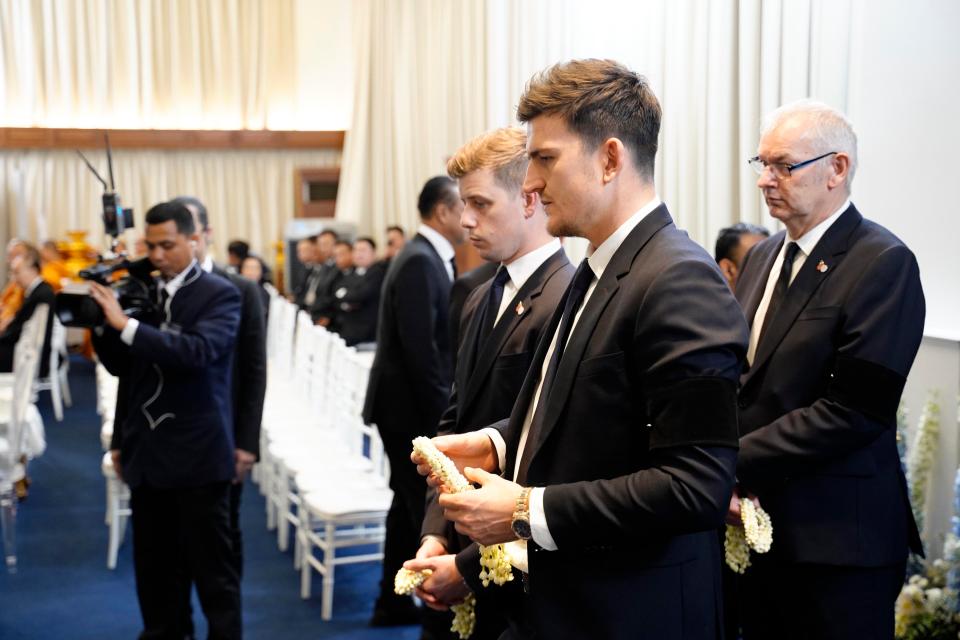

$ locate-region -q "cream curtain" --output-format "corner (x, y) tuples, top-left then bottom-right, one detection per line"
(339, 0), (855, 255)
(0, 0), (297, 129)
(335, 0), (488, 244)
(0, 148), (340, 258)
(0, 0), (324, 267)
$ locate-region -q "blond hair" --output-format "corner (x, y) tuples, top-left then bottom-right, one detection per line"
(517, 59), (661, 179)
(447, 127), (528, 192)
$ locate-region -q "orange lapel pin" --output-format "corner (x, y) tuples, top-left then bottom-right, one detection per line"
(816, 260), (828, 273)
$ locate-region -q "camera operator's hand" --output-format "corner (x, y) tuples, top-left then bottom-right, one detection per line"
(88, 282), (130, 332)
(110, 449), (123, 482)
(234, 449), (256, 484)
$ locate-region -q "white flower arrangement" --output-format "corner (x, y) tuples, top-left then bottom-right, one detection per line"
(724, 497), (773, 574)
(394, 567), (476, 640)
(907, 392), (941, 536)
(404, 436), (516, 639)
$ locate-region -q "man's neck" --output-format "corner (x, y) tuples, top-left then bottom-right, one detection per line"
(785, 193), (850, 240)
(422, 220), (454, 246)
(585, 183), (658, 248)
(504, 233), (556, 266)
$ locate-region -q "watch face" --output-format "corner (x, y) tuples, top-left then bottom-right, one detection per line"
(512, 518), (532, 540)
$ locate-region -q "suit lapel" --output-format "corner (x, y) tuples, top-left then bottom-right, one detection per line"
(526, 206), (673, 467)
(737, 236), (782, 331)
(459, 249), (567, 418)
(744, 206), (863, 385)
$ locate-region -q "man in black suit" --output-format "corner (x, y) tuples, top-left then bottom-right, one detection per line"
(334, 237), (385, 347)
(418, 60), (747, 640)
(405, 127), (574, 640)
(730, 101), (925, 639)
(447, 261), (499, 358)
(173, 196), (267, 579)
(363, 175), (465, 626)
(0, 245), (54, 375)
(91, 201), (242, 639)
(310, 239), (353, 327)
(412, 60), (747, 640)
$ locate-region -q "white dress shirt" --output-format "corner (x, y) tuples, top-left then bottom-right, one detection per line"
(120, 259), (200, 345)
(483, 197), (663, 559)
(493, 238), (563, 324)
(746, 199), (851, 365)
(417, 224), (456, 282)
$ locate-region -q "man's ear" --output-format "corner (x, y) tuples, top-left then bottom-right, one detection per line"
(827, 153), (851, 190)
(522, 191), (538, 218)
(718, 258), (737, 288)
(600, 137), (627, 185)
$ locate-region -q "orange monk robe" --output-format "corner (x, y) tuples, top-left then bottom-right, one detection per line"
(41, 260), (71, 292)
(0, 281), (24, 323)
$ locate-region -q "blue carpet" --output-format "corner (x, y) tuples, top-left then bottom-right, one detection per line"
(0, 357), (420, 639)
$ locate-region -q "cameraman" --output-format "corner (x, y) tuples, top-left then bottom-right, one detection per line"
(90, 201), (242, 639)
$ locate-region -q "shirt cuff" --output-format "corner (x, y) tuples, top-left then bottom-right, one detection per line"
(119, 318), (139, 345)
(420, 534), (448, 551)
(480, 427), (506, 475)
(529, 487), (557, 551)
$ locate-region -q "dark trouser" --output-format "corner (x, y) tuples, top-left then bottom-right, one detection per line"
(228, 480), (244, 578)
(740, 551), (905, 640)
(377, 426), (429, 606)
(131, 481), (242, 640)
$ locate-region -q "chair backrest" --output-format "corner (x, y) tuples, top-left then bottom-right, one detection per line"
(2, 304), (48, 468)
(45, 317), (67, 379)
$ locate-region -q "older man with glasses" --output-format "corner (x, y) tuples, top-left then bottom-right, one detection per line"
(730, 100), (925, 639)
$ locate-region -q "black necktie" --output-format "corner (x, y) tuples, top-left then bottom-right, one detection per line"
(515, 260), (595, 483)
(449, 257), (458, 281)
(758, 241), (800, 347)
(476, 266), (511, 348)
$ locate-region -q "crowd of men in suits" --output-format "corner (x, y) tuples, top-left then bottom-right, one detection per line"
(289, 229), (400, 347)
(365, 58), (925, 640)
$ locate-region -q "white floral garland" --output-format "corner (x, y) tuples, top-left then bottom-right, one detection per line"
(399, 436), (516, 639)
(394, 567), (477, 639)
(724, 497), (773, 574)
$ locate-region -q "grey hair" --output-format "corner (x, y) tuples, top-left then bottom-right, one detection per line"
(762, 99), (858, 185)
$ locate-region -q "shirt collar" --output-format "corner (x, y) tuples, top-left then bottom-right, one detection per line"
(587, 197), (663, 280)
(417, 224), (456, 263)
(25, 276), (43, 297)
(789, 198), (851, 257)
(162, 259), (200, 298)
(502, 238), (562, 291)
(201, 255), (214, 273)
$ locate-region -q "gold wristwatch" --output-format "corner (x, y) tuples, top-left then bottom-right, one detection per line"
(511, 487), (533, 540)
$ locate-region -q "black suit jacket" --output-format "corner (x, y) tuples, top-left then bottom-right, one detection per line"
(0, 280), (55, 377)
(95, 263), (241, 489)
(734, 204), (925, 566)
(334, 261), (386, 346)
(448, 261), (499, 357)
(363, 234), (453, 431)
(420, 248), (574, 552)
(212, 265), (267, 458)
(492, 205), (747, 639)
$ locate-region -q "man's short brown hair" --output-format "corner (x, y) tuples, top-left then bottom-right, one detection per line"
(517, 59), (661, 179)
(446, 127), (528, 193)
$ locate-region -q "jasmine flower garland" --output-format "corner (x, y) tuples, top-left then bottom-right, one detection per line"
(724, 497), (773, 574)
(394, 567), (477, 639)
(399, 436), (516, 639)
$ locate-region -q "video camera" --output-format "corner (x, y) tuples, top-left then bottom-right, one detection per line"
(54, 134), (160, 328)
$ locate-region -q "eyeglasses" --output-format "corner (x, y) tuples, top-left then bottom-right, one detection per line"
(748, 151), (837, 179)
